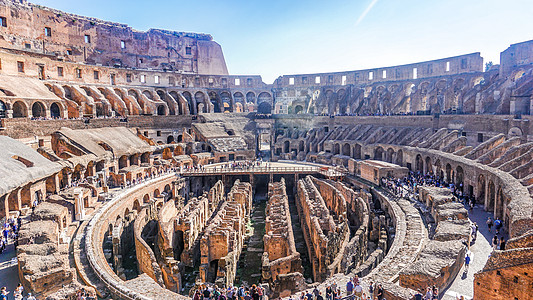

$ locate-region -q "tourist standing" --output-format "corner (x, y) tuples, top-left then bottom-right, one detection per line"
(326, 285), (333, 300)
(492, 235), (499, 251)
(346, 278), (354, 296)
(376, 284), (384, 300)
(499, 237), (506, 250)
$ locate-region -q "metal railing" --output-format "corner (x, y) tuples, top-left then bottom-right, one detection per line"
(180, 166), (346, 177)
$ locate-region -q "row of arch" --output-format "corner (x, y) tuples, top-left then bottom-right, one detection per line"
(0, 99), (63, 118)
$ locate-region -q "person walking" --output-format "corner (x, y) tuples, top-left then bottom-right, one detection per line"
(486, 217), (493, 233)
(465, 252), (471, 272)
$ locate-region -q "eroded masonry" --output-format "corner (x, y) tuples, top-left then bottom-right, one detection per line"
(0, 0), (533, 299)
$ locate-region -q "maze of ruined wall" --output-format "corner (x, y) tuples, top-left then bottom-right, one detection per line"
(262, 178), (303, 292)
(198, 180), (252, 287)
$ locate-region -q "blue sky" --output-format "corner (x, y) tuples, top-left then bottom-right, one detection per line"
(32, 0), (533, 83)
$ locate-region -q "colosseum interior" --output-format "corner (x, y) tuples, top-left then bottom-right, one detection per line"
(0, 0), (532, 299)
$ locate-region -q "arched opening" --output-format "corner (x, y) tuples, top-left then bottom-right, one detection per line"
(130, 154), (139, 166)
(455, 166), (464, 192)
(167, 135), (175, 144)
(209, 91), (221, 113)
(220, 92), (232, 113)
(142, 90), (154, 100)
(157, 105), (166, 116)
(257, 102), (271, 114)
(0, 100), (6, 118)
(31, 101), (46, 118)
(415, 154), (423, 172)
(434, 159), (442, 179)
(154, 189), (160, 198)
(195, 92), (206, 113)
(12, 101), (27, 118)
(182, 91), (194, 115)
(141, 153), (150, 164)
(246, 92), (256, 104)
(299, 140), (305, 152)
(119, 155), (128, 169)
(258, 92), (272, 104)
(425, 156), (433, 174)
(395, 149), (403, 166)
(169, 91), (183, 115)
(342, 143), (351, 156)
(294, 105), (304, 114)
(374, 147), (384, 160)
(233, 92), (244, 112)
(333, 143), (340, 155)
(353, 144), (362, 159)
(446, 163), (453, 183)
(133, 199), (141, 212)
(386, 148), (394, 163)
(143, 194), (150, 203)
(477, 174), (486, 205)
(50, 102), (61, 118)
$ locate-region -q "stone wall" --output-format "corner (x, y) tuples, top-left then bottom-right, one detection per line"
(198, 180), (252, 287)
(0, 0), (227, 74)
(473, 248), (533, 299)
(84, 174), (181, 299)
(133, 204), (165, 288)
(295, 176), (349, 282)
(398, 186), (469, 295)
(262, 178), (303, 295)
(1, 115), (193, 139)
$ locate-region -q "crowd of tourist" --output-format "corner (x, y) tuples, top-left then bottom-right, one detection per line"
(1, 216), (21, 253)
(193, 284), (265, 300)
(379, 170), (509, 299)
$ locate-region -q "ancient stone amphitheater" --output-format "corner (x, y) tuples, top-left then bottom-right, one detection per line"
(0, 0), (532, 299)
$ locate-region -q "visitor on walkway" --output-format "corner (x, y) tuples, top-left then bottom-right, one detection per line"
(486, 217), (493, 233)
(465, 251), (471, 272)
(494, 218), (502, 234)
(346, 278), (354, 296)
(375, 284), (384, 300)
(492, 235), (499, 251)
(499, 237), (506, 250)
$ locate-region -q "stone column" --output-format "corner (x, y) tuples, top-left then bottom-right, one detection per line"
(73, 188), (85, 220)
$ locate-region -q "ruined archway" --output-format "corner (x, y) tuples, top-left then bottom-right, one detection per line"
(50, 102), (62, 118)
(455, 166), (464, 191)
(12, 101), (27, 118)
(157, 105), (166, 116)
(386, 148), (394, 163)
(477, 174), (486, 205)
(333, 143), (340, 155)
(425, 156), (432, 174)
(0, 100), (6, 118)
(374, 147), (384, 160)
(415, 154), (423, 172)
(31, 101), (46, 118)
(395, 149), (403, 165)
(342, 143), (351, 156)
(353, 144), (362, 159)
